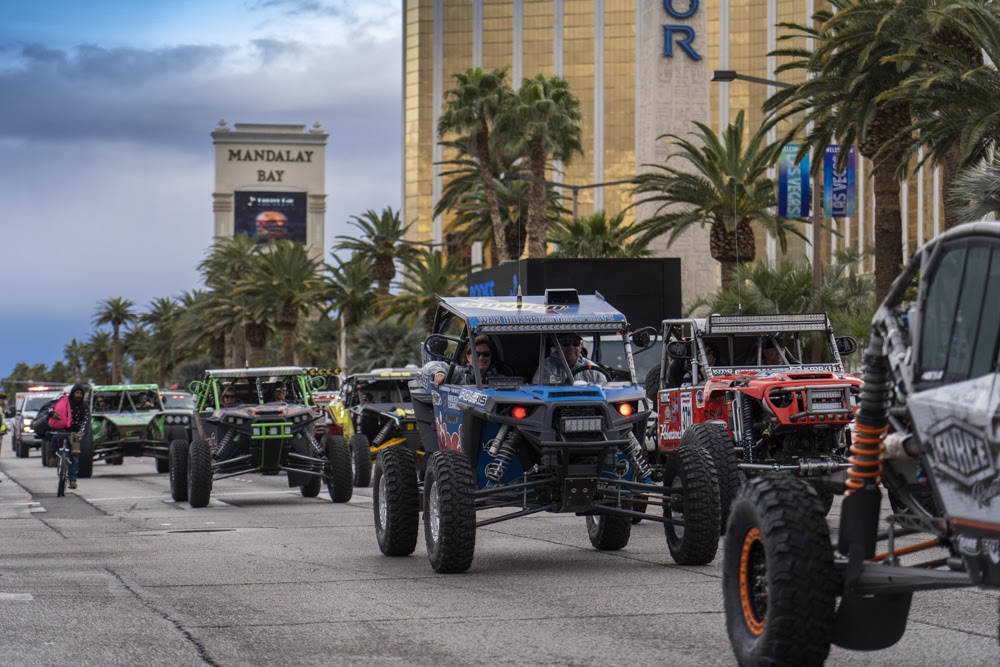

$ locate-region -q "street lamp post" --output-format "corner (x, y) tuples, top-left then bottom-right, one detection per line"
(500, 173), (638, 222)
(711, 69), (823, 314)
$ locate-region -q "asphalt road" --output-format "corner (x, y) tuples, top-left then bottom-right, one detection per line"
(1, 434), (997, 666)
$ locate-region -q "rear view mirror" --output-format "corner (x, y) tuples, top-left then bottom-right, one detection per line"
(4, 407), (14, 418)
(423, 333), (462, 362)
(836, 336), (858, 357)
(630, 327), (657, 351)
(666, 340), (692, 360)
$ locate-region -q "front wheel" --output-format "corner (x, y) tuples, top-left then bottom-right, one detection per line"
(322, 434), (353, 503)
(300, 474), (321, 497)
(680, 422), (742, 531)
(77, 436), (93, 479)
(350, 433), (372, 487)
(723, 476), (836, 666)
(424, 450), (476, 573)
(187, 439), (213, 508)
(663, 444), (721, 565)
(15, 436), (29, 458)
(155, 455), (170, 474)
(585, 513), (631, 551)
(373, 445), (420, 557)
(56, 452), (68, 497)
(169, 439), (189, 502)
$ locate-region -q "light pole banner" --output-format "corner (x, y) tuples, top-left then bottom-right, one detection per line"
(823, 145), (856, 217)
(778, 144), (810, 217)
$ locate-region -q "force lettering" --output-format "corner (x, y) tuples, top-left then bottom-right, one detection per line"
(229, 149), (314, 163)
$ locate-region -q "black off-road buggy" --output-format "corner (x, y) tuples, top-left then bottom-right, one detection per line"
(723, 222), (1000, 664)
(341, 367), (422, 487)
(373, 290), (721, 573)
(168, 367), (353, 508)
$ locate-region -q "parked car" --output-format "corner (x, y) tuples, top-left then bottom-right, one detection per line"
(170, 366), (353, 507)
(722, 221), (1000, 664)
(11, 389), (64, 459)
(374, 290), (721, 573)
(647, 312), (861, 520)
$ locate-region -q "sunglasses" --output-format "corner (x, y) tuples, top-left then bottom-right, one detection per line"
(559, 339), (582, 346)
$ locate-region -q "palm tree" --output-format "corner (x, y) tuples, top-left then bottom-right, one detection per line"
(547, 211), (651, 259)
(324, 254), (376, 371)
(381, 249), (469, 333)
(348, 319), (425, 372)
(952, 160), (1000, 222)
(85, 330), (112, 385)
(198, 235), (262, 366)
(63, 338), (86, 382)
(766, 0), (918, 302)
(438, 67), (515, 261)
(875, 0), (995, 231)
(633, 111), (805, 289)
(141, 296), (180, 387)
(496, 74), (584, 257)
(335, 207), (417, 299)
(239, 240), (324, 365)
(436, 136), (528, 262)
(93, 297), (137, 383)
(175, 289), (226, 369)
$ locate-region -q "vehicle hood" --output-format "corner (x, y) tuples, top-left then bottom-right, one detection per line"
(213, 404), (313, 420)
(707, 369), (861, 391)
(98, 413), (158, 427)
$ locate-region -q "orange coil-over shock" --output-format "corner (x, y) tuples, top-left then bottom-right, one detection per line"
(845, 422), (887, 495)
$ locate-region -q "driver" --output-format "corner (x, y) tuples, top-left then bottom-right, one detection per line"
(533, 332), (606, 385)
(426, 335), (500, 387)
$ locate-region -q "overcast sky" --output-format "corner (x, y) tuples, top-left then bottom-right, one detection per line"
(0, 0), (402, 381)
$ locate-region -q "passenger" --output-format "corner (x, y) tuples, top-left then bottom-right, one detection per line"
(221, 386), (239, 407)
(361, 392), (374, 404)
(426, 334), (500, 387)
(270, 385), (288, 403)
(533, 332), (606, 385)
(134, 393), (153, 410)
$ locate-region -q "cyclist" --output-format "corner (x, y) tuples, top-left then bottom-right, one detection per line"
(48, 384), (90, 489)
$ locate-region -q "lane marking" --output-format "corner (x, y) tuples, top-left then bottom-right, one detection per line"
(0, 593), (34, 601)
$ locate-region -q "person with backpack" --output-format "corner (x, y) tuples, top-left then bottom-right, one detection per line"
(46, 384), (89, 489)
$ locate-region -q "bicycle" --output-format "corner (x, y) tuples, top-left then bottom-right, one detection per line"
(54, 433), (80, 497)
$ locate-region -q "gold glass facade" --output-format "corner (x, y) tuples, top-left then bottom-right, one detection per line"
(404, 1), (944, 280)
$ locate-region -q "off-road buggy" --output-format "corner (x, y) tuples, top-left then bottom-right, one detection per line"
(79, 384), (195, 477)
(648, 313), (861, 519)
(168, 367), (353, 508)
(302, 368), (344, 439)
(373, 290), (721, 573)
(722, 221), (1000, 665)
(342, 367), (422, 487)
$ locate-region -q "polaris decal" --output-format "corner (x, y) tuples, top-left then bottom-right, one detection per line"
(458, 389), (488, 408)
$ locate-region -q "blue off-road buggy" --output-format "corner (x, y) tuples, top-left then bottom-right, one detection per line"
(372, 289), (721, 573)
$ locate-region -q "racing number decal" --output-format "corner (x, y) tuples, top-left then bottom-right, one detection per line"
(658, 388), (683, 449)
(680, 392), (693, 432)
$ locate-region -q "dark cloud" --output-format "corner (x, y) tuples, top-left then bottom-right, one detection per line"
(21, 42), (67, 65)
(251, 38), (304, 64)
(14, 42), (228, 83)
(252, 1), (357, 21)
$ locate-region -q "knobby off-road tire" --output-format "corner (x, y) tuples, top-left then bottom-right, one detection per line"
(300, 474), (322, 497)
(424, 449), (476, 573)
(810, 481), (835, 515)
(350, 433), (372, 487)
(586, 512), (631, 550)
(77, 436), (94, 479)
(681, 422), (742, 532)
(187, 439), (213, 508)
(155, 456), (170, 474)
(374, 446), (420, 557)
(644, 364), (662, 403)
(723, 476), (836, 667)
(323, 434), (353, 503)
(663, 444), (721, 565)
(169, 439), (189, 502)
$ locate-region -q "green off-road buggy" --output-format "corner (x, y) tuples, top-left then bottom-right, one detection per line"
(168, 367), (354, 508)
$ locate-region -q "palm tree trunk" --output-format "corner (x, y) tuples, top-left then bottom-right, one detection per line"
(526, 137), (549, 257)
(158, 357), (167, 388)
(111, 326), (122, 384)
(940, 144), (962, 231)
(245, 322), (268, 366)
(211, 334), (226, 368)
(873, 160), (904, 303)
(338, 314), (348, 372)
(280, 326), (296, 365)
(477, 122), (510, 261)
(720, 261), (737, 291)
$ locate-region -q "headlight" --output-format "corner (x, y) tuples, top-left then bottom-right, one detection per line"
(252, 426), (262, 437)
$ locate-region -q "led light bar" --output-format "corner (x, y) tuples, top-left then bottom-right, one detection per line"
(561, 416), (603, 433)
(707, 312), (829, 333)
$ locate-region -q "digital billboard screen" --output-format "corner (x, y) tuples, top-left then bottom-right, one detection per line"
(234, 191), (307, 243)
